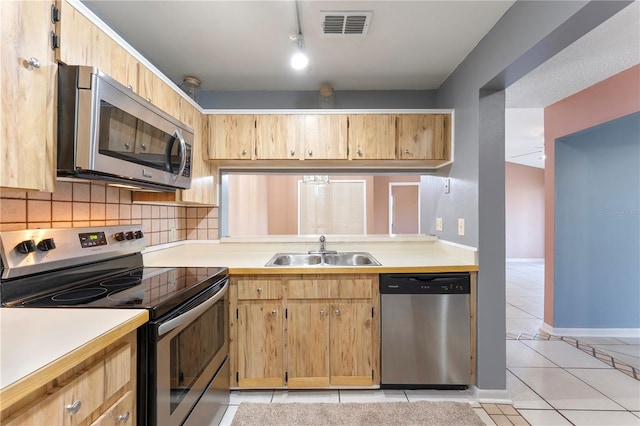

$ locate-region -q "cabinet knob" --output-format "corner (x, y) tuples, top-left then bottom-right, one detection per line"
(308, 150), (313, 157)
(66, 400), (82, 415)
(127, 85), (133, 90)
(404, 149), (411, 155)
(146, 98), (152, 103)
(290, 150), (295, 156)
(242, 149), (247, 156)
(257, 287), (262, 293)
(357, 149), (363, 157)
(124, 142), (130, 150)
(271, 310), (277, 316)
(24, 57), (41, 70)
(117, 412), (130, 423)
(335, 310), (340, 316)
(141, 143), (147, 151)
(320, 310), (325, 316)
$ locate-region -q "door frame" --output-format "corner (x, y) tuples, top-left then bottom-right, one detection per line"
(388, 182), (421, 234)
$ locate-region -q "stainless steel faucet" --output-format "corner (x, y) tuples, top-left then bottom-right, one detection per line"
(309, 235), (336, 255)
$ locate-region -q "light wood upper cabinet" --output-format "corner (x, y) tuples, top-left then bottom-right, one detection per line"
(255, 115), (300, 160)
(1, 0), (56, 192)
(300, 115), (348, 160)
(208, 115), (255, 160)
(396, 114), (451, 160)
(348, 115), (396, 160)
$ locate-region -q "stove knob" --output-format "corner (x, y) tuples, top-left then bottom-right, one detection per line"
(134, 230), (144, 239)
(113, 232), (126, 242)
(37, 238), (56, 251)
(15, 240), (36, 254)
(125, 231), (134, 240)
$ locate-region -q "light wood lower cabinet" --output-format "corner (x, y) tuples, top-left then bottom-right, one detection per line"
(229, 274), (379, 389)
(2, 332), (137, 426)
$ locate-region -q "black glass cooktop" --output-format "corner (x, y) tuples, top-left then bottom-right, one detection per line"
(1, 255), (228, 320)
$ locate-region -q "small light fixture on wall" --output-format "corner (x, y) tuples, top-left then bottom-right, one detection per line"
(179, 76), (201, 101)
(290, 0), (308, 70)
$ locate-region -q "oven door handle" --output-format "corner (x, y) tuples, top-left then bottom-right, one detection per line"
(157, 279), (228, 337)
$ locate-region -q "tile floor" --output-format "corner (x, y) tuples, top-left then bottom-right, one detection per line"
(219, 261), (640, 425)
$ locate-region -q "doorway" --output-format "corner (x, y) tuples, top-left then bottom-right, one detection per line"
(388, 183), (420, 234)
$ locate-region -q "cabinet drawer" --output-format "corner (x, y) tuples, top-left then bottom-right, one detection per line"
(287, 279), (372, 299)
(91, 391), (133, 426)
(6, 361), (105, 426)
(237, 280), (282, 300)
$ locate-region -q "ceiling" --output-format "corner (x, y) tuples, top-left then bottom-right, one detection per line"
(83, 1), (639, 170)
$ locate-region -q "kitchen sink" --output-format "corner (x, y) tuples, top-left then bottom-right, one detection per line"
(265, 252), (381, 267)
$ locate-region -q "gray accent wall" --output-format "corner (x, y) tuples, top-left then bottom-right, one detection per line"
(429, 0), (633, 391)
(199, 90), (436, 110)
(555, 112), (640, 328)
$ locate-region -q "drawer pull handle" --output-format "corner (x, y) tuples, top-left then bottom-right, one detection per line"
(242, 149), (247, 155)
(320, 310), (325, 316)
(290, 150), (295, 156)
(308, 150), (313, 156)
(357, 149), (363, 157)
(118, 412), (130, 423)
(66, 400), (81, 415)
(335, 310), (340, 316)
(25, 57), (41, 70)
(271, 310), (277, 316)
(257, 287), (262, 293)
(404, 149), (411, 155)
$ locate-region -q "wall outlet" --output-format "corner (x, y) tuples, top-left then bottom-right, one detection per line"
(444, 178), (451, 194)
(458, 218), (465, 236)
(436, 217), (443, 231)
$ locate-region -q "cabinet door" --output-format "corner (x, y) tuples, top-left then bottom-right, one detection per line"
(348, 115), (396, 160)
(208, 115), (254, 160)
(287, 301), (330, 387)
(236, 302), (284, 387)
(329, 302), (374, 386)
(300, 115), (348, 159)
(1, 0), (56, 191)
(178, 109), (217, 205)
(397, 114), (451, 160)
(255, 115), (300, 160)
(91, 391), (133, 426)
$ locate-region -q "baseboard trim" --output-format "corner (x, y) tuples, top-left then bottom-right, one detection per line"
(541, 323), (640, 337)
(474, 388), (512, 404)
(506, 258), (544, 262)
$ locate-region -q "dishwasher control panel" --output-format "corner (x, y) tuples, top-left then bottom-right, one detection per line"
(379, 273), (470, 294)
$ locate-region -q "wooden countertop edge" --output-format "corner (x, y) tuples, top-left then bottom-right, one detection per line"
(229, 265), (478, 275)
(0, 311), (148, 412)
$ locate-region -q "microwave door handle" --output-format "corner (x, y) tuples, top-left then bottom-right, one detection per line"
(157, 279), (228, 337)
(176, 129), (187, 179)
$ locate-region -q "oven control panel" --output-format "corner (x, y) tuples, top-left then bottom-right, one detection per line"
(0, 225), (147, 279)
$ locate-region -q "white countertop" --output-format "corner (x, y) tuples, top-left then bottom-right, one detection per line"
(0, 308), (147, 390)
(143, 236), (477, 271)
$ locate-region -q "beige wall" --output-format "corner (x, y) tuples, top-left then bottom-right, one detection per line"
(505, 162), (544, 258)
(0, 180), (218, 246)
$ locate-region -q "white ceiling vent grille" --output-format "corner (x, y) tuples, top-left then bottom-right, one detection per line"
(321, 11), (372, 36)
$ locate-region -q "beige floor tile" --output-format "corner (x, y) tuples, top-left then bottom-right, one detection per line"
(482, 403), (503, 415)
(507, 415), (530, 426)
(474, 407), (497, 425)
(490, 414), (513, 426)
(497, 404), (520, 415)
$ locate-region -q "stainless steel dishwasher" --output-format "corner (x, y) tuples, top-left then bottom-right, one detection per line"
(380, 273), (471, 389)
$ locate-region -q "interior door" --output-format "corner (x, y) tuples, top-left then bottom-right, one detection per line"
(390, 184), (419, 234)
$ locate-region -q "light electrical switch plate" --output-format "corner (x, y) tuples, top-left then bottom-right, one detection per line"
(458, 218), (465, 236)
(444, 178), (451, 194)
(436, 217), (443, 231)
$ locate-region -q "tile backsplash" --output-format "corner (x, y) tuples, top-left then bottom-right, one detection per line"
(0, 181), (218, 246)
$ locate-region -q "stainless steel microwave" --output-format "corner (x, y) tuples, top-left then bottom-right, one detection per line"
(58, 64), (192, 191)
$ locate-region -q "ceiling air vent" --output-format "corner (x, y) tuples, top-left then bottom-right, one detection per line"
(321, 11), (372, 36)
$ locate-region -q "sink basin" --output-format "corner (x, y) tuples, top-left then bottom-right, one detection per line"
(323, 253), (381, 266)
(265, 252), (380, 267)
(267, 253), (323, 266)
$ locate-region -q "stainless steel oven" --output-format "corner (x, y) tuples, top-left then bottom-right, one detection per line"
(148, 272), (228, 426)
(0, 225), (230, 426)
